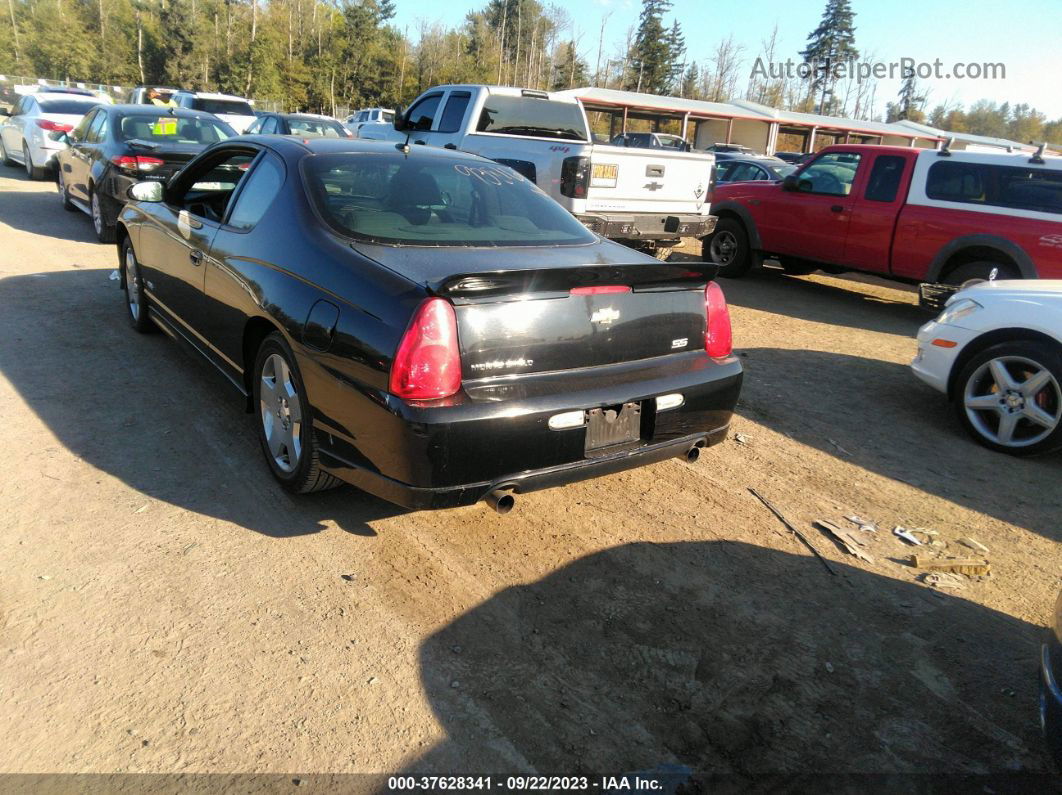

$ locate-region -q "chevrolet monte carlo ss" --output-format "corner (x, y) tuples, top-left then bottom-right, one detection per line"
(115, 137), (742, 512)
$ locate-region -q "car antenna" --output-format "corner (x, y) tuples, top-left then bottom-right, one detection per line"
(1029, 142), (1046, 165)
(396, 130), (411, 155)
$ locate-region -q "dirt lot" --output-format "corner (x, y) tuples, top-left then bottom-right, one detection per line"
(0, 167), (1059, 780)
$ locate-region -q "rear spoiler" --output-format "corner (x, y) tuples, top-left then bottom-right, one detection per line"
(433, 261), (719, 300)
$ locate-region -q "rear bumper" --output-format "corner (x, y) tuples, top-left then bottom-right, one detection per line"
(312, 352), (742, 510)
(576, 212), (716, 240)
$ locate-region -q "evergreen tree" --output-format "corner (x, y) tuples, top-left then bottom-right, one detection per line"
(800, 0), (858, 116)
(625, 0), (673, 94)
(894, 71), (925, 122)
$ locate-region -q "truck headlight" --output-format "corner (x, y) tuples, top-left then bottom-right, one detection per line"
(937, 298), (981, 325)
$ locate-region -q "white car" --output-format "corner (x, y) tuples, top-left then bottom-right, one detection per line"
(912, 280), (1062, 455)
(173, 91), (257, 133)
(0, 92), (105, 179)
(344, 107), (396, 139)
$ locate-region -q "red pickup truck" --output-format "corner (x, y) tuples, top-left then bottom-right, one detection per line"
(703, 144), (1062, 301)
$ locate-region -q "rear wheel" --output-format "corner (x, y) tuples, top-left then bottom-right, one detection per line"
(953, 340), (1062, 456)
(945, 260), (1019, 289)
(91, 187), (116, 243)
(23, 142), (46, 180)
(703, 218), (755, 277)
(253, 333), (341, 494)
(57, 168), (76, 211)
(121, 238), (154, 333)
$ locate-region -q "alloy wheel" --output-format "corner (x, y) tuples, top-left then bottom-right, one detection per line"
(57, 170), (66, 203)
(124, 246), (141, 322)
(23, 145), (32, 178)
(259, 353), (303, 473)
(963, 355), (1061, 448)
(91, 191), (103, 236)
(710, 231), (737, 266)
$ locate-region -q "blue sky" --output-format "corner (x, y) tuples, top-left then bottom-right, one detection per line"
(391, 0), (1062, 120)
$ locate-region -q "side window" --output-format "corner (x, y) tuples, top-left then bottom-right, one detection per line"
(927, 161), (1062, 216)
(405, 94), (442, 131)
(86, 111), (107, 143)
(796, 152), (861, 196)
(438, 92), (471, 133)
(173, 149), (256, 223)
(226, 154), (284, 231)
(997, 167), (1062, 215)
(864, 155), (906, 202)
(245, 118), (262, 134)
(72, 109), (96, 141)
(261, 117), (278, 134)
(22, 97), (36, 116)
(925, 162), (986, 204)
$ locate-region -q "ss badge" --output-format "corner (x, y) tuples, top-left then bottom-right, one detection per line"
(671, 337), (688, 349)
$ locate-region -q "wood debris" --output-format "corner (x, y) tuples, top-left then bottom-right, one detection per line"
(910, 555), (991, 576)
(957, 537), (989, 554)
(816, 519), (874, 564)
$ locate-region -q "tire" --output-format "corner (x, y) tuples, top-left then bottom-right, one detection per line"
(90, 186), (116, 243)
(953, 340), (1062, 456)
(253, 332), (341, 494)
(0, 136), (13, 166)
(703, 218), (756, 278)
(57, 167), (76, 211)
(121, 238), (154, 333)
(22, 142), (46, 180)
(945, 260), (1019, 289)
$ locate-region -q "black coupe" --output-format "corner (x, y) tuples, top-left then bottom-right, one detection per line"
(115, 137), (742, 512)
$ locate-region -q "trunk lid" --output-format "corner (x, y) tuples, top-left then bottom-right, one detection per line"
(585, 145), (715, 215)
(352, 239), (713, 377)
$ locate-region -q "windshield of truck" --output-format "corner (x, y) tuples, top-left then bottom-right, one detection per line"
(303, 152), (596, 246)
(476, 95), (588, 142)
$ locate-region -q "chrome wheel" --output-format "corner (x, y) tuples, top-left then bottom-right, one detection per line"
(963, 355), (1061, 448)
(57, 170), (66, 202)
(91, 191), (103, 236)
(124, 246), (141, 321)
(259, 353), (303, 473)
(23, 144), (32, 178)
(710, 231), (738, 266)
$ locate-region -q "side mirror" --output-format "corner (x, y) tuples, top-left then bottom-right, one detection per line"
(0, 107), (9, 117)
(128, 181), (164, 203)
(392, 106), (408, 132)
(782, 175), (799, 191)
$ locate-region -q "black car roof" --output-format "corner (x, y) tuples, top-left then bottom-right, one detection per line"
(105, 104), (224, 121)
(230, 135), (498, 166)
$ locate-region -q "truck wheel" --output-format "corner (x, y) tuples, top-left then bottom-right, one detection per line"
(703, 219), (754, 277)
(953, 340), (1062, 456)
(945, 261), (1019, 289)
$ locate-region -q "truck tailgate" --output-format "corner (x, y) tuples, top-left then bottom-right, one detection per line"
(585, 146), (714, 215)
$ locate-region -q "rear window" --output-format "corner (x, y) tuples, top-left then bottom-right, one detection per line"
(37, 99), (99, 115)
(287, 117), (346, 138)
(926, 161), (1062, 215)
(302, 152), (595, 247)
(191, 98), (254, 116)
(476, 95), (588, 142)
(119, 114), (233, 144)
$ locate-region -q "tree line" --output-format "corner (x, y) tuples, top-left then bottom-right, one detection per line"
(2, 0), (1059, 144)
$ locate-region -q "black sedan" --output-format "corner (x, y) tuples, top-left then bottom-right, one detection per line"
(56, 105), (235, 242)
(715, 156), (796, 185)
(245, 112), (352, 138)
(114, 137), (742, 512)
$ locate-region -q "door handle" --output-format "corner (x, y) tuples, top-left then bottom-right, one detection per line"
(830, 205), (844, 213)
(189, 249), (204, 266)
(443, 143), (457, 150)
(414, 139), (426, 145)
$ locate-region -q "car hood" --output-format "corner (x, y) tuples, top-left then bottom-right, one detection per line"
(959, 279), (1062, 301)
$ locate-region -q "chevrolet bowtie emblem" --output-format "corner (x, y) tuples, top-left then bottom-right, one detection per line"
(644, 181), (663, 191)
(590, 307), (621, 325)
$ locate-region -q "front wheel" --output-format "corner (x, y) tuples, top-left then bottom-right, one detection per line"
(57, 167), (76, 211)
(703, 218), (755, 277)
(253, 333), (341, 493)
(121, 239), (154, 333)
(953, 340), (1062, 456)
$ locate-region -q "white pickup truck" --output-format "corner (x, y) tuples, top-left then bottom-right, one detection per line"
(388, 84), (717, 256)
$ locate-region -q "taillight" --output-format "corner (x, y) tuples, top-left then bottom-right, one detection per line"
(704, 281), (732, 358)
(36, 119), (73, 132)
(706, 162), (717, 204)
(560, 155), (590, 199)
(570, 285), (630, 295)
(389, 298), (461, 400)
(111, 155), (165, 173)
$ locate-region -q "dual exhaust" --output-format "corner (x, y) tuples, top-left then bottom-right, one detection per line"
(480, 442), (704, 515)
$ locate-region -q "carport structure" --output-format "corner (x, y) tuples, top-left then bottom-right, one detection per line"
(555, 87), (944, 154)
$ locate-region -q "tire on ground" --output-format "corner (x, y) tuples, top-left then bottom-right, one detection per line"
(944, 260), (1019, 289)
(702, 218), (756, 278)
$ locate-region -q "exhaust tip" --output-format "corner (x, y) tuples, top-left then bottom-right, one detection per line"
(484, 490), (516, 515)
(686, 446), (701, 463)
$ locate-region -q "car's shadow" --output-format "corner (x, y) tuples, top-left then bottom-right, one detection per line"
(398, 540), (1051, 775)
(0, 268), (402, 537)
(0, 169), (101, 244)
(740, 345), (1062, 542)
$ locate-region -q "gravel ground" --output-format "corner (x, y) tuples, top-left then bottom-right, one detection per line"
(0, 167), (1059, 778)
